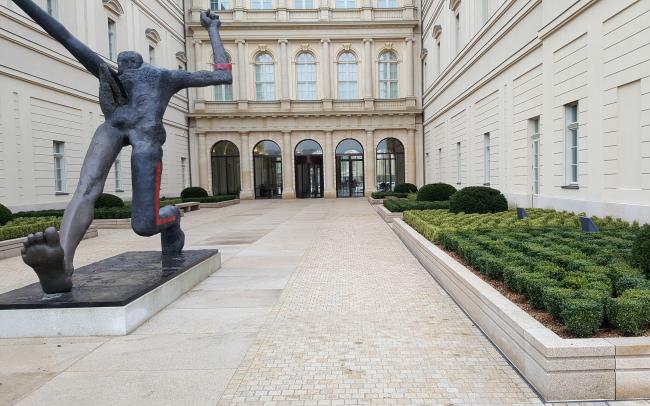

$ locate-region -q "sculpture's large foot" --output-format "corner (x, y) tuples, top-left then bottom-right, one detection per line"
(161, 223), (185, 256)
(21, 227), (71, 294)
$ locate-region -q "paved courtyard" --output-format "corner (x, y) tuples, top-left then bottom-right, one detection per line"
(0, 200), (647, 405)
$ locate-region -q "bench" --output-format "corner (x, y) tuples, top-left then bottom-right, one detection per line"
(175, 202), (200, 214)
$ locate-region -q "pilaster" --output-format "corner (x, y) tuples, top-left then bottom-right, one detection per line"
(282, 130), (296, 198)
(239, 131), (254, 199)
(365, 129), (376, 194)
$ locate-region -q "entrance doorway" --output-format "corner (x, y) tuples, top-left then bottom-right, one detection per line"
(376, 137), (405, 192)
(253, 140), (283, 199)
(335, 138), (365, 198)
(211, 141), (241, 195)
(295, 139), (324, 198)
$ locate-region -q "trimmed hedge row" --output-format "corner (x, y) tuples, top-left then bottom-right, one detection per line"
(0, 217), (62, 242)
(383, 199), (450, 213)
(370, 192), (410, 199)
(403, 209), (649, 337)
(417, 183), (456, 202)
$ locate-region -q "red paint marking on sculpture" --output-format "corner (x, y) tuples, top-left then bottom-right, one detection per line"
(214, 63), (232, 71)
(155, 162), (176, 226)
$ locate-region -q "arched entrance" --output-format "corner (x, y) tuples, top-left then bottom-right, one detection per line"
(211, 141), (241, 196)
(253, 140), (283, 199)
(376, 137), (405, 192)
(336, 138), (365, 198)
(294, 139), (324, 198)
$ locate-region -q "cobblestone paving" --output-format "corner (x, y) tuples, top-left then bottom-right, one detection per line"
(217, 200), (543, 405)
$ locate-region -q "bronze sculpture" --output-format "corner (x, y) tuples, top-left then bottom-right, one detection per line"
(13, 0), (232, 294)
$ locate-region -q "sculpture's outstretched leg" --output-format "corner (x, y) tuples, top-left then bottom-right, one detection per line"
(129, 140), (185, 255)
(22, 123), (125, 293)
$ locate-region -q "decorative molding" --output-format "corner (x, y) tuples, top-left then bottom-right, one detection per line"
(342, 43), (352, 51)
(145, 28), (162, 44)
(102, 0), (125, 16)
(420, 48), (428, 60)
(432, 24), (442, 39)
(175, 51), (187, 64)
(449, 0), (461, 12)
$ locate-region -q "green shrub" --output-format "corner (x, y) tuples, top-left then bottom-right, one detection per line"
(370, 192), (409, 199)
(94, 193), (124, 209)
(180, 187), (209, 199)
(561, 299), (604, 338)
(615, 276), (647, 296)
(181, 195), (237, 203)
(542, 287), (575, 320)
(631, 224), (650, 277)
(0, 217), (62, 242)
(524, 276), (558, 309)
(0, 203), (12, 226)
(607, 297), (648, 336)
(502, 265), (526, 292)
(417, 183), (456, 202)
(13, 209), (65, 218)
(449, 186), (508, 214)
(93, 207), (132, 219)
(383, 199), (450, 213)
(394, 183), (418, 194)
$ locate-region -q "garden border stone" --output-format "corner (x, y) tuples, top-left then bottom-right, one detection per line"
(367, 196), (384, 205)
(0, 226), (98, 260)
(392, 218), (650, 402)
(200, 198), (240, 209)
(374, 204), (403, 224)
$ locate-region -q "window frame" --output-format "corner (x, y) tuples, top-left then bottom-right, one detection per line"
(251, 0), (273, 9)
(295, 52), (317, 100)
(215, 53), (234, 101)
(530, 117), (541, 195)
(377, 0), (397, 8)
(210, 0), (231, 10)
(456, 141), (461, 185)
(335, 0), (357, 8)
(294, 0), (315, 8)
(107, 18), (117, 61)
(564, 103), (579, 186)
(53, 141), (66, 194)
(46, 0), (58, 18)
(114, 154), (123, 192)
(378, 51), (399, 99)
(337, 52), (358, 100)
(483, 133), (490, 185)
(255, 53), (276, 101)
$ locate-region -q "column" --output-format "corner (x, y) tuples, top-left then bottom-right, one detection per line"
(321, 38), (332, 109)
(366, 129), (376, 194)
(282, 131), (295, 198)
(193, 40), (205, 101)
(236, 40), (248, 109)
(415, 127), (424, 187)
(363, 38), (374, 109)
(197, 133), (209, 191)
(239, 132), (253, 199)
(407, 128), (417, 184)
(279, 39), (290, 109)
(324, 131), (336, 198)
(405, 37), (415, 99)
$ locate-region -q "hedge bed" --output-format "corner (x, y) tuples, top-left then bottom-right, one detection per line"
(0, 217), (62, 242)
(370, 192), (409, 199)
(181, 195), (237, 204)
(404, 209), (649, 337)
(383, 199), (450, 213)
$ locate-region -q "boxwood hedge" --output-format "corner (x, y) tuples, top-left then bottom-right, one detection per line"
(383, 199), (450, 213)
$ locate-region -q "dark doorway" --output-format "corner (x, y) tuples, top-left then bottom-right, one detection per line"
(211, 141), (241, 196)
(376, 137), (405, 192)
(253, 140), (283, 199)
(295, 139), (324, 198)
(335, 138), (365, 198)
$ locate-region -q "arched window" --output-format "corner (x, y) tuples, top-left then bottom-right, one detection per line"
(294, 140), (324, 198)
(379, 51), (398, 99)
(296, 53), (317, 100)
(211, 141), (241, 195)
(337, 52), (358, 100)
(253, 140), (283, 198)
(255, 53), (275, 101)
(214, 53), (234, 101)
(376, 138), (405, 192)
(335, 139), (364, 197)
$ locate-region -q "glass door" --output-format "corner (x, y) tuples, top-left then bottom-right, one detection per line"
(295, 156), (323, 198)
(336, 155), (365, 197)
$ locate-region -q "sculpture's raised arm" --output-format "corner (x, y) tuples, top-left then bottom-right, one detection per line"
(168, 10), (232, 91)
(12, 0), (106, 78)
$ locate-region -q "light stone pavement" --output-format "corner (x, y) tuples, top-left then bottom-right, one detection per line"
(0, 199), (648, 406)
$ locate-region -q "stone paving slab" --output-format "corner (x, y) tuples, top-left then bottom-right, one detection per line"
(1, 199), (646, 405)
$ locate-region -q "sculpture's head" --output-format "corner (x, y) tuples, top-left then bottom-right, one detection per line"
(117, 51), (144, 74)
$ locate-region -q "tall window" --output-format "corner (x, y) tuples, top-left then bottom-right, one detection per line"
(454, 11), (461, 54)
(296, 53), (317, 100)
(255, 53), (275, 101)
(337, 52), (358, 100)
(181, 157), (189, 189)
(251, 0), (272, 9)
(148, 46), (155, 65)
(107, 19), (117, 61)
(435, 40), (441, 74)
(294, 0), (314, 8)
(215, 54), (234, 101)
(378, 51), (398, 99)
(377, 0), (397, 7)
(53, 141), (65, 193)
(210, 0), (231, 10)
(456, 141), (461, 184)
(565, 103), (578, 185)
(336, 0), (356, 8)
(481, 0), (490, 24)
(530, 117), (540, 195)
(483, 133), (490, 185)
(438, 147), (443, 181)
(46, 0), (58, 18)
(114, 154), (123, 191)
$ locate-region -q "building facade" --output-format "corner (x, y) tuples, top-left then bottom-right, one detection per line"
(0, 0), (190, 212)
(421, 0), (650, 223)
(186, 0), (422, 199)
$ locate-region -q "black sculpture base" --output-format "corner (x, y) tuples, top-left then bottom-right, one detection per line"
(0, 249), (220, 337)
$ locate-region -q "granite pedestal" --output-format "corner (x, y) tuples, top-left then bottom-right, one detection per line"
(0, 249), (220, 337)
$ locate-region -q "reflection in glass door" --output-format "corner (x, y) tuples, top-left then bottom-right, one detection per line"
(335, 139), (365, 198)
(253, 140), (283, 199)
(295, 139), (324, 198)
